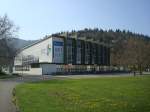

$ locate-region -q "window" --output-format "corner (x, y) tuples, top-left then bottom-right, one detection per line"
(31, 63), (40, 68)
(15, 65), (30, 71)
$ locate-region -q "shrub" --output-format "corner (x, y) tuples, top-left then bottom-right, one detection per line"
(0, 71), (7, 76)
(12, 73), (19, 76)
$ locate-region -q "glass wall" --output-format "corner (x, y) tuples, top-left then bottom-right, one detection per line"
(85, 42), (91, 64)
(76, 40), (82, 64)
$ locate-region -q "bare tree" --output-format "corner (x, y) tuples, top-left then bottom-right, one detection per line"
(115, 37), (149, 75)
(144, 42), (150, 72)
(0, 14), (18, 72)
(111, 36), (150, 75)
(110, 38), (127, 70)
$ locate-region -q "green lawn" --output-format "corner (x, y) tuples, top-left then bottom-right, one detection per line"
(15, 76), (150, 112)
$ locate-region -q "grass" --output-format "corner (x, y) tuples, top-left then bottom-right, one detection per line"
(15, 76), (150, 112)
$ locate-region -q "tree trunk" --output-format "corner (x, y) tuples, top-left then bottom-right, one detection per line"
(133, 71), (136, 76)
(133, 65), (136, 76)
(139, 64), (143, 75)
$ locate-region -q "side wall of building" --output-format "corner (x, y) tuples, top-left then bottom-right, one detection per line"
(23, 37), (52, 63)
(14, 37), (53, 66)
(14, 37), (53, 75)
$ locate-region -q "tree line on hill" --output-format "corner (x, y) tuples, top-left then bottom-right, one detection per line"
(54, 28), (150, 75)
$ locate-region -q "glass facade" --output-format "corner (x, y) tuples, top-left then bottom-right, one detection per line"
(85, 42), (91, 64)
(76, 40), (82, 64)
(64, 37), (110, 66)
(91, 43), (97, 64)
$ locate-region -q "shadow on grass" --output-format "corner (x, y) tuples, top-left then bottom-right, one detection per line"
(0, 72), (20, 79)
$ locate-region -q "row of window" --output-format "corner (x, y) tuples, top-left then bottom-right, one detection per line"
(65, 38), (110, 65)
(15, 65), (30, 71)
(54, 47), (63, 52)
(56, 65), (110, 72)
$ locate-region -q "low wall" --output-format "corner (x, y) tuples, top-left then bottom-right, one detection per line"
(40, 64), (56, 75)
(13, 68), (42, 75)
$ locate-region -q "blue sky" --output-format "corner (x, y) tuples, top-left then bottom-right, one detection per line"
(0, 0), (150, 40)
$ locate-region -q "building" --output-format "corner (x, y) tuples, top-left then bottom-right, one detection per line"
(13, 36), (110, 75)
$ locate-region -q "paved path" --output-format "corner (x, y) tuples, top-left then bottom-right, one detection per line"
(0, 75), (52, 112)
(0, 81), (19, 112)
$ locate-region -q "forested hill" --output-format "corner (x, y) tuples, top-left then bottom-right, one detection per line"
(53, 28), (150, 43)
(6, 38), (37, 50)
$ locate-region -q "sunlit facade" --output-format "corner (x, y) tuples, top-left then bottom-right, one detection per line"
(13, 36), (110, 75)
